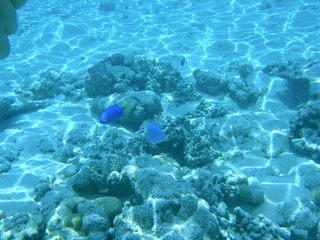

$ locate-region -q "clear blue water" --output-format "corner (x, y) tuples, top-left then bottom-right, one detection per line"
(0, 0), (320, 239)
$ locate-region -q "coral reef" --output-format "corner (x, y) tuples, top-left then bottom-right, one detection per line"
(28, 69), (84, 101)
(0, 212), (44, 240)
(289, 99), (320, 161)
(193, 61), (261, 108)
(277, 200), (318, 240)
(187, 100), (234, 118)
(0, 95), (46, 120)
(85, 53), (199, 102)
(2, 54), (320, 240)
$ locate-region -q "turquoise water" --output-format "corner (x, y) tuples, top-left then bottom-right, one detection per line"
(0, 0), (320, 239)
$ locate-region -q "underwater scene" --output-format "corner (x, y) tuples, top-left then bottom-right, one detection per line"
(0, 0), (320, 239)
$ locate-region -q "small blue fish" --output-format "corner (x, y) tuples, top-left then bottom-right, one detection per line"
(99, 105), (124, 124)
(145, 122), (166, 144)
(180, 57), (186, 66)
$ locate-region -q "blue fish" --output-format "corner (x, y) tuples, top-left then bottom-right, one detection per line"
(180, 57), (186, 66)
(99, 105), (124, 124)
(145, 122), (166, 144)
